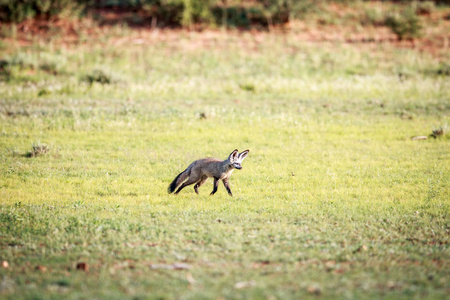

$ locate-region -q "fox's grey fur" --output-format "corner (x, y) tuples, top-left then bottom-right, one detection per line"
(168, 149), (249, 196)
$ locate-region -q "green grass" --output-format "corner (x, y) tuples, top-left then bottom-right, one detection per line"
(0, 30), (449, 299)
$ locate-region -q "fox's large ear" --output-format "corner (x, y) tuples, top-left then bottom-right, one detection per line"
(229, 149), (239, 162)
(238, 149), (249, 161)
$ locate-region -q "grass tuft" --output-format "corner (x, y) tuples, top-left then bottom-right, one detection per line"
(82, 69), (120, 85)
(430, 126), (445, 139)
(25, 142), (50, 158)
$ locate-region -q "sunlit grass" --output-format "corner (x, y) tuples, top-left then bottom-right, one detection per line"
(0, 30), (449, 299)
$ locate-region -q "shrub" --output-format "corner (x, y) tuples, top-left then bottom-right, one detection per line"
(37, 52), (67, 74)
(179, 0), (215, 28)
(0, 0), (87, 23)
(385, 8), (422, 40)
(436, 63), (450, 76)
(83, 69), (121, 85)
(4, 53), (37, 69)
(211, 0), (316, 29)
(415, 1), (435, 15)
(211, 5), (253, 28)
(0, 53), (37, 79)
(255, 0), (316, 27)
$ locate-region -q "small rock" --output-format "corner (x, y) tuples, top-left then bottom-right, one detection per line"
(307, 284), (321, 295)
(412, 136), (427, 140)
(234, 280), (256, 289)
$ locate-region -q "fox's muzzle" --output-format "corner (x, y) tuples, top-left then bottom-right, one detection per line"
(234, 165), (242, 170)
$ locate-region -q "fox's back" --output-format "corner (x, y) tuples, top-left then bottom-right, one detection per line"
(190, 158), (229, 178)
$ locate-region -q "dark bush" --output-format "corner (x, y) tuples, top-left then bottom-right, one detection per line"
(83, 69), (117, 85)
(385, 8), (422, 40)
(0, 0), (88, 23)
(211, 5), (263, 29)
(0, 0), (319, 29)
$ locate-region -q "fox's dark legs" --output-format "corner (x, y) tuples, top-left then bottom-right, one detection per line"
(174, 177), (198, 194)
(222, 178), (233, 196)
(176, 176), (232, 196)
(194, 176), (208, 194)
(210, 178), (220, 195)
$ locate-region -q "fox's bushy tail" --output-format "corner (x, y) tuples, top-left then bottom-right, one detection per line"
(168, 168), (190, 193)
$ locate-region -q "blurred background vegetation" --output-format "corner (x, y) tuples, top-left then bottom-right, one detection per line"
(1, 0), (449, 39)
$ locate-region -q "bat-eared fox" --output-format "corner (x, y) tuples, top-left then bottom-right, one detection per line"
(168, 149), (249, 196)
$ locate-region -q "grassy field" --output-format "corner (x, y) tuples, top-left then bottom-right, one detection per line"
(0, 24), (449, 299)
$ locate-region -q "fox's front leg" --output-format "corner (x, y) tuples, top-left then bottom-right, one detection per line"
(222, 178), (233, 196)
(210, 177), (219, 195)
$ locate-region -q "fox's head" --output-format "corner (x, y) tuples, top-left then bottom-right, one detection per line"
(228, 149), (249, 170)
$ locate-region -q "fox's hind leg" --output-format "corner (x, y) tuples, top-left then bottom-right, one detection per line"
(174, 177), (198, 195)
(210, 177), (220, 195)
(194, 176), (208, 194)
